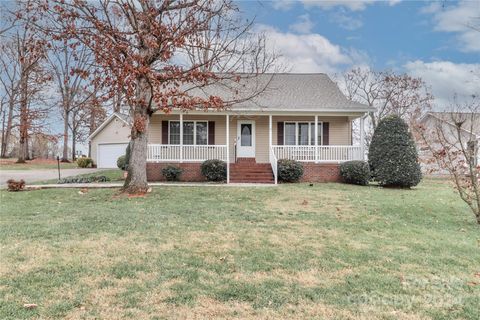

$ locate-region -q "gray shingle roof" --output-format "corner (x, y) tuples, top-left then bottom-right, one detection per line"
(425, 112), (480, 135)
(189, 73), (374, 112)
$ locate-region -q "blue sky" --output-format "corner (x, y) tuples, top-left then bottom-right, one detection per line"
(237, 0), (480, 107)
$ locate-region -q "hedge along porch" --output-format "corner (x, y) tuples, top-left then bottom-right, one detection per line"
(145, 110), (367, 184)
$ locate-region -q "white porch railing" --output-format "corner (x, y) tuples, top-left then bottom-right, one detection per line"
(269, 146), (278, 184)
(147, 144), (228, 162)
(272, 145), (363, 162)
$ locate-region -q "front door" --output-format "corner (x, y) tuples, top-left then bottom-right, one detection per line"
(237, 120), (255, 158)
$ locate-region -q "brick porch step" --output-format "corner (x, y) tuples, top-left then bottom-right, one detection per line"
(230, 159), (274, 183)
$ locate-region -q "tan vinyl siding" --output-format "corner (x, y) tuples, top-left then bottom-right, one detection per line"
(148, 115), (163, 144)
(148, 114), (353, 163)
(91, 118), (130, 164)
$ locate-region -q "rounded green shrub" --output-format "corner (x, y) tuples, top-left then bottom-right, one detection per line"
(201, 159), (227, 181)
(162, 165), (183, 181)
(340, 160), (370, 185)
(117, 155), (127, 170)
(278, 159), (304, 182)
(368, 115), (422, 188)
(76, 157), (93, 168)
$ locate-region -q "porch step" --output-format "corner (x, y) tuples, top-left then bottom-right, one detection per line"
(230, 159), (274, 183)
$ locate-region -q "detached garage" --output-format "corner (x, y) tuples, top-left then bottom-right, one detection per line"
(89, 113), (131, 168)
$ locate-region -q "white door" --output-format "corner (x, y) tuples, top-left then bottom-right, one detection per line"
(97, 143), (128, 168)
(237, 120), (255, 158)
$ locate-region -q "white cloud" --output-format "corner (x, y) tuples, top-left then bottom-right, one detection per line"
(404, 60), (480, 108)
(388, 0), (402, 6)
(330, 9), (363, 30)
(423, 0), (480, 52)
(302, 0), (375, 11)
(289, 14), (315, 33)
(272, 0), (402, 11)
(271, 0), (295, 11)
(257, 24), (368, 74)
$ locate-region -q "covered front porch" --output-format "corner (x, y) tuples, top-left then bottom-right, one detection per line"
(146, 112), (366, 184)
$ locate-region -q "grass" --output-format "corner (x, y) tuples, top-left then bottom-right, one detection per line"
(0, 158), (78, 170)
(0, 179), (479, 319)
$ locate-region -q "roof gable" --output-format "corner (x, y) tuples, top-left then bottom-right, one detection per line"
(88, 113), (131, 141)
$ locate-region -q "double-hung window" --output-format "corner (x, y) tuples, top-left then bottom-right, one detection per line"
(284, 122), (323, 145)
(169, 121), (208, 145)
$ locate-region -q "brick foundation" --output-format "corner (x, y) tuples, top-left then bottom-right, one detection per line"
(300, 163), (341, 183)
(147, 162), (205, 182)
(146, 162), (341, 183)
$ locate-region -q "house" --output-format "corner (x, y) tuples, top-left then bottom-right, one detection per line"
(89, 73), (374, 183)
(417, 112), (480, 174)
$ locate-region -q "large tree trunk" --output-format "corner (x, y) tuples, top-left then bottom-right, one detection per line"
(25, 135), (30, 160)
(113, 91), (122, 113)
(71, 128), (76, 160)
(122, 77), (150, 194)
(16, 77), (28, 163)
(0, 108), (5, 158)
(62, 108), (69, 162)
(123, 111), (149, 194)
(1, 97), (15, 158)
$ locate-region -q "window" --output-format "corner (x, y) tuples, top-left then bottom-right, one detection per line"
(169, 122), (180, 145)
(169, 121), (208, 145)
(284, 122), (323, 145)
(298, 123), (309, 145)
(284, 123), (296, 145)
(196, 122), (208, 145)
(241, 123), (252, 146)
(183, 122), (194, 145)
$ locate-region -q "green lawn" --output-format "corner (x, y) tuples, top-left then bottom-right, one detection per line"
(0, 180), (479, 319)
(0, 159), (78, 170)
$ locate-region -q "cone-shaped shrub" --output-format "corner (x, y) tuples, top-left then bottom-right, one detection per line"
(368, 115), (422, 188)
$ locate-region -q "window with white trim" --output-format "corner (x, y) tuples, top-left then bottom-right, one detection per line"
(169, 121), (208, 145)
(284, 122), (323, 145)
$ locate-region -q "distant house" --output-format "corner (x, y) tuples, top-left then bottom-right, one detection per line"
(89, 73), (374, 183)
(418, 112), (480, 173)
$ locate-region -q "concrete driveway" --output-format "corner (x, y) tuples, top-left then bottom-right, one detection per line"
(0, 168), (101, 186)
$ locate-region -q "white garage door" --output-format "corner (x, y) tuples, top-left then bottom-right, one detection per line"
(97, 143), (129, 168)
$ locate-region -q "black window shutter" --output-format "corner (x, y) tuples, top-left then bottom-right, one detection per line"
(322, 122), (329, 145)
(277, 122), (284, 145)
(208, 121), (215, 145)
(162, 121), (169, 144)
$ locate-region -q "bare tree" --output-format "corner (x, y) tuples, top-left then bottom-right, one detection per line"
(13, 2), (51, 163)
(34, 0), (277, 193)
(342, 68), (433, 146)
(415, 97), (480, 224)
(0, 38), (21, 158)
(86, 96), (107, 158)
(0, 2), (18, 37)
(47, 40), (92, 162)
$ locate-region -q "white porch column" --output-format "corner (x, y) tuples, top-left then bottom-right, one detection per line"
(226, 114), (230, 184)
(268, 115), (272, 158)
(314, 115), (318, 163)
(360, 116), (365, 160)
(180, 113), (183, 163)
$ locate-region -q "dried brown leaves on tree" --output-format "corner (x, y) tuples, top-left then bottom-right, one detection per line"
(415, 98), (480, 224)
(32, 0), (277, 193)
(342, 68), (433, 146)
